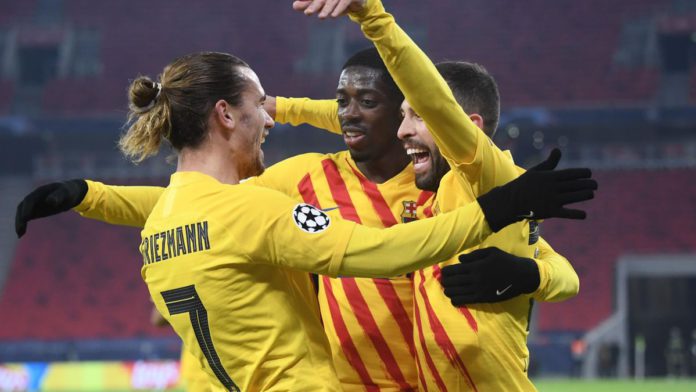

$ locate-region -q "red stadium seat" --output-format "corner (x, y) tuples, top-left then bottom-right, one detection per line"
(537, 168), (696, 332)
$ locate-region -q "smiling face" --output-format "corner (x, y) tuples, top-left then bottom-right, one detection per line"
(336, 66), (404, 163)
(397, 99), (451, 192)
(231, 67), (274, 178)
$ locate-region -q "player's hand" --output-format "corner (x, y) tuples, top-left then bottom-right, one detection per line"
(476, 148), (598, 232)
(293, 0), (366, 19)
(15, 179), (88, 238)
(441, 247), (540, 305)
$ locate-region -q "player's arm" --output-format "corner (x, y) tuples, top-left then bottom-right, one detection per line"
(75, 180), (164, 227)
(238, 185), (492, 278)
(531, 237), (579, 302)
(244, 152), (593, 276)
(440, 237), (579, 305)
(267, 95), (342, 135)
(346, 0), (522, 195)
(15, 179), (163, 237)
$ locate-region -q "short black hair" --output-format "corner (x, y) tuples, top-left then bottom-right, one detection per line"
(342, 47), (403, 103)
(436, 61), (500, 137)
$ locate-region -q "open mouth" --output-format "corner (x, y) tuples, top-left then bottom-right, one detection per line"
(406, 147), (431, 171)
(343, 128), (367, 148)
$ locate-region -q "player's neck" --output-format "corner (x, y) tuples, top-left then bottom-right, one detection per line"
(177, 146), (241, 185)
(354, 152), (410, 184)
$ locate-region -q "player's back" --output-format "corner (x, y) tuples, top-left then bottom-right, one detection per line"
(140, 171), (341, 392)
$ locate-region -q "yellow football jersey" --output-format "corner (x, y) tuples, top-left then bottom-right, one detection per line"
(179, 347), (214, 392)
(250, 150), (434, 391)
(141, 171), (349, 391)
(352, 1), (579, 390)
(128, 169), (495, 391)
(77, 96), (436, 391)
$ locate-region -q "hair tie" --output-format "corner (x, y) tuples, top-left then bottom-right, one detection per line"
(135, 82), (162, 113)
(153, 82), (162, 100)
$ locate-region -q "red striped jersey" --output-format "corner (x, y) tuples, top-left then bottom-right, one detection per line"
(413, 172), (540, 392)
(251, 150), (434, 391)
(353, 3), (581, 389)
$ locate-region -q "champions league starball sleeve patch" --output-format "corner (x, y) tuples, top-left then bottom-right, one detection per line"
(292, 203), (331, 233)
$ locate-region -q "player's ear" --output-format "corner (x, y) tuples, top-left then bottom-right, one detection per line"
(214, 99), (236, 130)
(469, 113), (484, 131)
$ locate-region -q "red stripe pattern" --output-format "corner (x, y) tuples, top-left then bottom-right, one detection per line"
(349, 163), (419, 364)
(321, 159), (361, 223)
(319, 158), (418, 389)
(349, 164), (399, 227)
(418, 270), (478, 391)
(416, 190), (435, 207)
(373, 279), (416, 359)
(433, 265), (478, 332)
(297, 173), (321, 208)
(414, 291), (447, 391)
(341, 279), (412, 390)
(322, 276), (379, 391)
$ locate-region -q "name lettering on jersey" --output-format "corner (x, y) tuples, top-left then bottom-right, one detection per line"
(140, 221), (211, 265)
(401, 200), (418, 223)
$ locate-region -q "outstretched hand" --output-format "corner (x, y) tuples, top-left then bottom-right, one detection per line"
(15, 179), (88, 238)
(292, 0), (366, 19)
(476, 148), (598, 232)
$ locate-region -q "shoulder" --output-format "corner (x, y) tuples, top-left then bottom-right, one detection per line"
(272, 152), (331, 169)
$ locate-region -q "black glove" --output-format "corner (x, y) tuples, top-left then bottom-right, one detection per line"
(441, 247), (540, 305)
(15, 179), (88, 238)
(477, 148), (597, 232)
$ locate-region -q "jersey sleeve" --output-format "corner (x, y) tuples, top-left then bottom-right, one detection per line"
(234, 185), (493, 278)
(530, 237), (580, 302)
(349, 0), (518, 196)
(73, 180), (164, 227)
(275, 96), (342, 135)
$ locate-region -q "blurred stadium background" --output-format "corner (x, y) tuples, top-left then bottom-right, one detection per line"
(0, 0), (695, 390)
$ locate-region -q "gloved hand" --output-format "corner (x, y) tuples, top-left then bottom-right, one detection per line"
(441, 247), (540, 305)
(15, 179), (88, 238)
(477, 148), (597, 232)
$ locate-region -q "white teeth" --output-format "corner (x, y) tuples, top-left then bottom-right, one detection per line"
(406, 148), (427, 155)
(260, 131), (269, 144)
(345, 131), (362, 138)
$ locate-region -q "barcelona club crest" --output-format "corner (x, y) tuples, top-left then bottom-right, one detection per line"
(401, 200), (418, 223)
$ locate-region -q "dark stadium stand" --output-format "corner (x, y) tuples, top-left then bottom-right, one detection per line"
(0, 81), (13, 114)
(538, 168), (696, 332)
(427, 0), (672, 106)
(3, 0), (689, 117)
(0, 211), (173, 340)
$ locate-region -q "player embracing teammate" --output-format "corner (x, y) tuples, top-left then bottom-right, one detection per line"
(15, 0), (597, 391)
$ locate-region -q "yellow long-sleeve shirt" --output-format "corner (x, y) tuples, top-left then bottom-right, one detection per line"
(350, 1), (579, 390)
(136, 170), (496, 391)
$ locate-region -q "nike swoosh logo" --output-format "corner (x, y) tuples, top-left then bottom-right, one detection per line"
(322, 206), (339, 212)
(496, 285), (513, 296)
(519, 211), (535, 219)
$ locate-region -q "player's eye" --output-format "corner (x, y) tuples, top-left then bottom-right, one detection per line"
(361, 99), (376, 107)
(336, 97), (347, 107)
